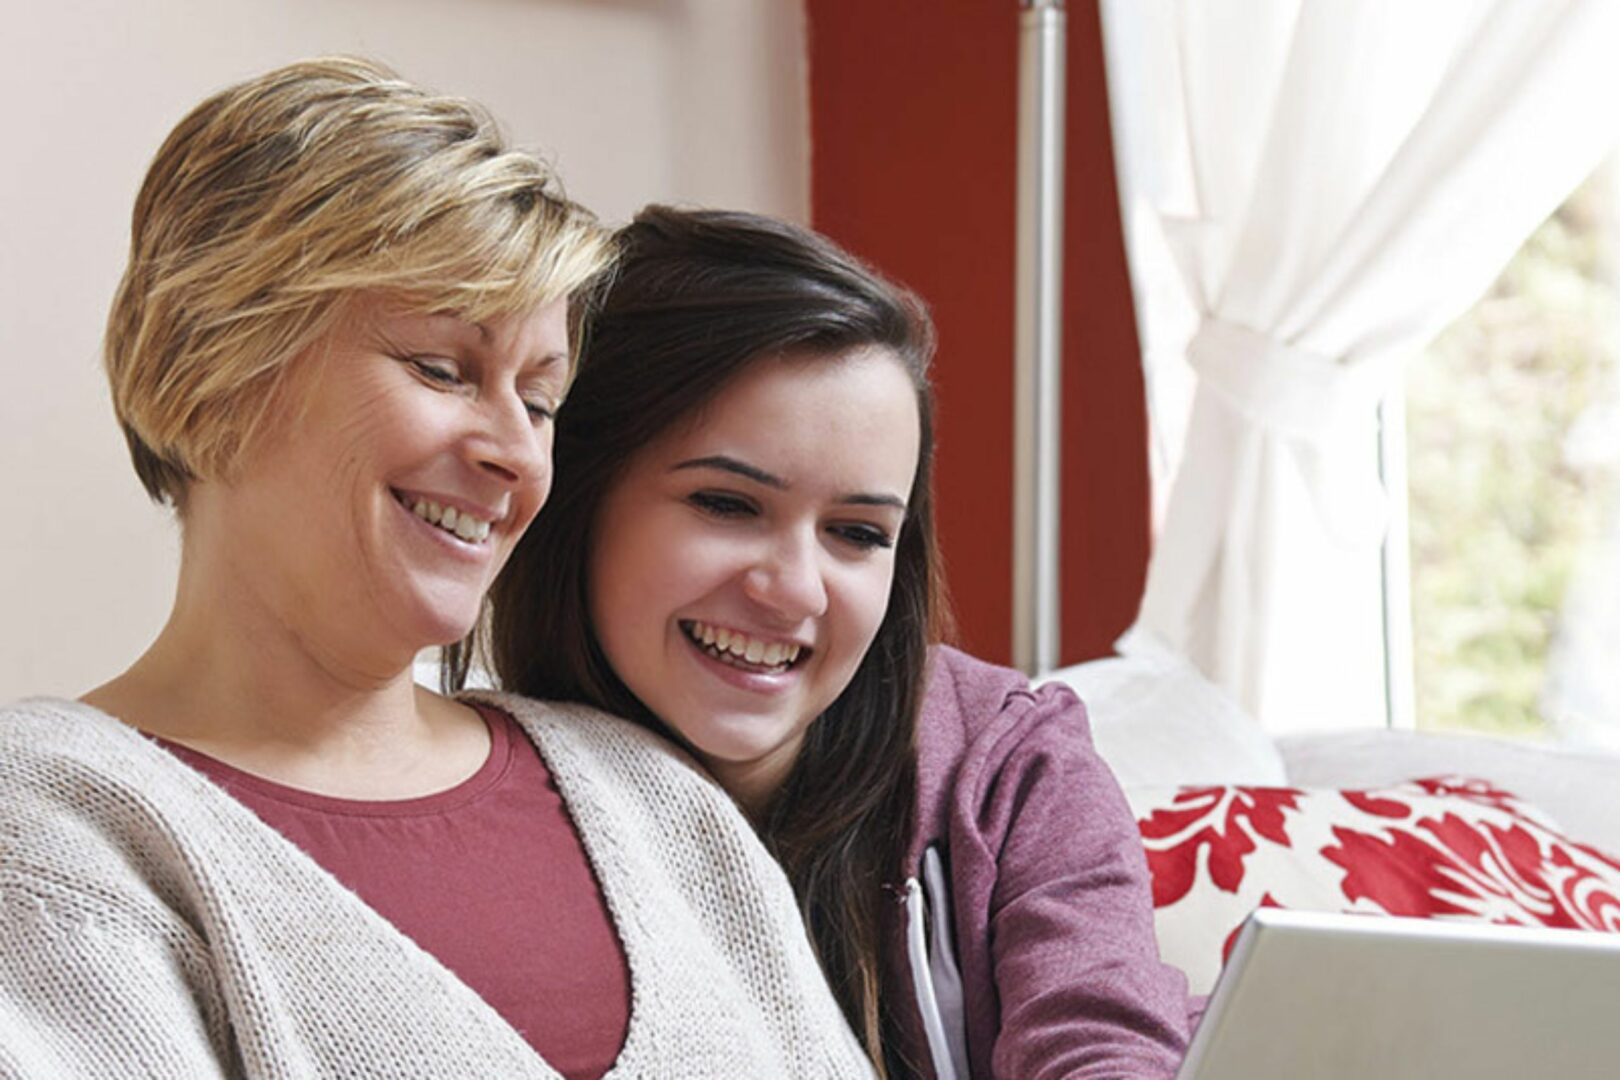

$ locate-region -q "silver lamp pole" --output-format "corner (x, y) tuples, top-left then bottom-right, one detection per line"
(1013, 0), (1066, 675)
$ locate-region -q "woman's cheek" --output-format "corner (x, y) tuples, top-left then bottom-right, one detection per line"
(854, 561), (899, 640)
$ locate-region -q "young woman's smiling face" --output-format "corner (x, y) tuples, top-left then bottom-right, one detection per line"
(589, 347), (922, 808)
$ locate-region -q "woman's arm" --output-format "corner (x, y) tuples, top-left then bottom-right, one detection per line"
(958, 682), (1190, 1079)
(0, 882), (235, 1077)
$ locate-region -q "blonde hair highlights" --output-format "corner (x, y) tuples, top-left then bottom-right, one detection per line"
(105, 56), (614, 505)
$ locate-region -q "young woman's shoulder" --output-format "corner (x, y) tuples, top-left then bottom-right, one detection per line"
(915, 650), (1189, 1079)
(916, 645), (1104, 860)
(921, 644), (1093, 752)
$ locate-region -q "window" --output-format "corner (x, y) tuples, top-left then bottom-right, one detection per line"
(1401, 163), (1620, 746)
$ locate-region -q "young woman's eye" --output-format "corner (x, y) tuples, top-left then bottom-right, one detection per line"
(831, 523), (895, 550)
(408, 356), (462, 386)
(523, 399), (555, 425)
(687, 491), (758, 519)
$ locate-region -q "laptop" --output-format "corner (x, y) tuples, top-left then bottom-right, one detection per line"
(1177, 907), (1620, 1079)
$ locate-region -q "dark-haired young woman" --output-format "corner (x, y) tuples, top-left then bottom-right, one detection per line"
(461, 206), (1192, 1078)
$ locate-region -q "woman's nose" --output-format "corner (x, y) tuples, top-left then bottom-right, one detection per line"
(468, 393), (549, 490)
(743, 534), (829, 622)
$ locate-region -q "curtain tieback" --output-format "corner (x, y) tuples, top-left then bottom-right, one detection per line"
(1188, 319), (1387, 442)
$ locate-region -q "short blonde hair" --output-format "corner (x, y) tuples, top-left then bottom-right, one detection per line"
(105, 56), (615, 506)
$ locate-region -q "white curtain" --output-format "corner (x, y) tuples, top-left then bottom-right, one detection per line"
(1099, 0), (1620, 733)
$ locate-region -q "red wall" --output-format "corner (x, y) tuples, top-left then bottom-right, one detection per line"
(806, 0), (1150, 667)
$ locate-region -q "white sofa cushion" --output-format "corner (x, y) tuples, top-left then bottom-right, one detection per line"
(1044, 628), (1288, 788)
(1278, 729), (1620, 855)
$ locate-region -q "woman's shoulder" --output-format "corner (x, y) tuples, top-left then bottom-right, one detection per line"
(3, 693), (110, 731)
(921, 645), (1090, 749)
(473, 691), (807, 900)
(913, 647), (1099, 855)
(461, 692), (739, 819)
(468, 692), (873, 1077)
(0, 696), (168, 785)
(465, 691), (707, 771)
(0, 697), (249, 923)
(1, 697), (238, 833)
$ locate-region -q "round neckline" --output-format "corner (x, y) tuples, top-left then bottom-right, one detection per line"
(151, 703), (514, 818)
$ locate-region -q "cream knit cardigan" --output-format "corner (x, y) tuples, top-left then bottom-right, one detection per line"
(0, 693), (873, 1079)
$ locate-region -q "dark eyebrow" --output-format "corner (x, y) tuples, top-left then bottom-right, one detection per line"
(840, 492), (908, 511)
(673, 455), (907, 511)
(673, 455), (785, 489)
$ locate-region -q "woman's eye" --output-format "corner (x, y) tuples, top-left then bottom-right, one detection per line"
(523, 400), (555, 424)
(408, 357), (462, 386)
(688, 491), (757, 519)
(831, 523), (895, 551)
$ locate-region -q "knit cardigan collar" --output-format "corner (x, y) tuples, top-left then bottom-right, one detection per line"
(0, 694), (872, 1078)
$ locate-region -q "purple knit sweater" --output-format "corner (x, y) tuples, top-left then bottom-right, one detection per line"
(882, 646), (1191, 1078)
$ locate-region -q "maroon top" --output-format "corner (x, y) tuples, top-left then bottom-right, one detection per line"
(158, 705), (630, 1079)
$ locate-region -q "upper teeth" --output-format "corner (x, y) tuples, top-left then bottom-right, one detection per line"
(405, 496), (492, 543)
(687, 620), (801, 667)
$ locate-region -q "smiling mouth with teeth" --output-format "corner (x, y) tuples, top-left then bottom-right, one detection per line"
(681, 619), (809, 674)
(395, 491), (494, 544)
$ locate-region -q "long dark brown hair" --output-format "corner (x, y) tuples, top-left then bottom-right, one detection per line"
(450, 205), (947, 1070)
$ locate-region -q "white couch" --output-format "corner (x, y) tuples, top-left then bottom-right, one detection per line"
(1046, 643), (1620, 855)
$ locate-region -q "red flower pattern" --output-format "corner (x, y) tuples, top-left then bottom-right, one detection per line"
(1324, 792), (1620, 930)
(1133, 777), (1620, 993)
(1137, 785), (1302, 906)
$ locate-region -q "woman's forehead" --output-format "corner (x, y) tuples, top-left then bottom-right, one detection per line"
(647, 350), (921, 489)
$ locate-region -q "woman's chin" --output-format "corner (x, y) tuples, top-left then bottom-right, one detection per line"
(383, 601), (483, 661)
(681, 722), (805, 782)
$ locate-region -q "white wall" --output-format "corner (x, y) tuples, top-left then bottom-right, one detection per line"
(0, 0), (809, 701)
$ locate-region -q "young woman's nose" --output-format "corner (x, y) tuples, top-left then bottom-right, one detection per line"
(742, 533), (829, 621)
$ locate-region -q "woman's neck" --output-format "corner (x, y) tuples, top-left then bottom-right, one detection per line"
(81, 555), (488, 800)
(702, 742), (802, 823)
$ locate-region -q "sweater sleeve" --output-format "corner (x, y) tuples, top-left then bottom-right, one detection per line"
(968, 683), (1189, 1079)
(0, 884), (236, 1078)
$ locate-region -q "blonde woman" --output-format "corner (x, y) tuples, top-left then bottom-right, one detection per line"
(0, 60), (869, 1079)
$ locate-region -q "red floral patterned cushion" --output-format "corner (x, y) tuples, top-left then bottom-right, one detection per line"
(1129, 777), (1620, 993)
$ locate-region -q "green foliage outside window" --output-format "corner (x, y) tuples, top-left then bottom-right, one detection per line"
(1407, 168), (1619, 738)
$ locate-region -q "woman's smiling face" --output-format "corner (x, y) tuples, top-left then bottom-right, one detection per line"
(190, 293), (570, 675)
(588, 346), (922, 808)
